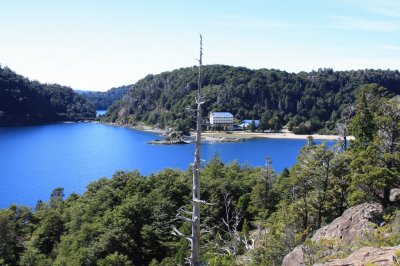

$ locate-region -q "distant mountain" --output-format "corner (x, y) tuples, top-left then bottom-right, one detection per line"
(74, 89), (92, 94)
(79, 85), (131, 110)
(102, 65), (400, 134)
(0, 65), (95, 126)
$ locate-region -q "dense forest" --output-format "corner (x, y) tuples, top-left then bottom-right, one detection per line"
(78, 85), (131, 110)
(1, 84), (399, 265)
(0, 65), (95, 126)
(103, 65), (400, 134)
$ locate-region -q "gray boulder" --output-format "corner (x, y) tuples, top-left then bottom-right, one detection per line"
(281, 203), (383, 266)
(281, 245), (307, 266)
(316, 246), (399, 266)
(311, 203), (382, 243)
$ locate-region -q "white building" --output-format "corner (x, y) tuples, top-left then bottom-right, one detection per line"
(209, 112), (234, 129)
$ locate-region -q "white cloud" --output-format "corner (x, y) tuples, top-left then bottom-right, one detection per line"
(334, 0), (400, 18)
(330, 15), (400, 32)
(361, 0), (400, 18)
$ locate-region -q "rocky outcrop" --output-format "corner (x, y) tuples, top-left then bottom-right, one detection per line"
(316, 246), (399, 266)
(311, 203), (383, 243)
(147, 139), (190, 145)
(282, 203), (384, 266)
(281, 246), (307, 266)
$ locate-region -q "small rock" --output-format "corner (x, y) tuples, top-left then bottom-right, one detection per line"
(390, 188), (400, 203)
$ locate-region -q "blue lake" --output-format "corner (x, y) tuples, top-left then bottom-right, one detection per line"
(0, 122), (335, 208)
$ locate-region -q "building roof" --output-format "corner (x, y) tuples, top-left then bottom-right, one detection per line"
(241, 120), (260, 127)
(210, 112), (233, 117)
(242, 120), (260, 124)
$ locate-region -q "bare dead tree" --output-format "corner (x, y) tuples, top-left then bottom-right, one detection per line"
(216, 193), (254, 256)
(172, 35), (204, 266)
(263, 156), (274, 183)
(190, 34), (204, 266)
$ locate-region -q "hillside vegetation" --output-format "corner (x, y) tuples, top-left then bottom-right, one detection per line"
(1, 84), (399, 265)
(0, 66), (95, 126)
(103, 65), (400, 134)
(79, 85), (131, 110)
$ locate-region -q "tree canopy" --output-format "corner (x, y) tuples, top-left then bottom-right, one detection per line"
(0, 65), (95, 126)
(2, 93), (400, 265)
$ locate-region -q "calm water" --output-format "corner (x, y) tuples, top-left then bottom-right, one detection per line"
(0, 122), (334, 208)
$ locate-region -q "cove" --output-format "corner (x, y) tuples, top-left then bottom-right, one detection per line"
(0, 122), (334, 208)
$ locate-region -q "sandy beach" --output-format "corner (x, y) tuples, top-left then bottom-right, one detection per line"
(201, 130), (355, 141)
(101, 122), (354, 142)
(102, 122), (166, 134)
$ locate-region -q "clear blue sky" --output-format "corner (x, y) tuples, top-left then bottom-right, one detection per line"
(0, 0), (399, 91)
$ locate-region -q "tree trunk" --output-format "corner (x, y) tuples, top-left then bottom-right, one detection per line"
(191, 35), (203, 266)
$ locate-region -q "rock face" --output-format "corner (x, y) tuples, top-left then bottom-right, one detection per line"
(316, 246), (399, 266)
(390, 188), (400, 203)
(311, 203), (383, 243)
(281, 246), (307, 266)
(281, 203), (384, 266)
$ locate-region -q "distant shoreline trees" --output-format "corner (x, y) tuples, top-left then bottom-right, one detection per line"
(102, 66), (400, 135)
(0, 66), (95, 126)
(79, 85), (130, 110)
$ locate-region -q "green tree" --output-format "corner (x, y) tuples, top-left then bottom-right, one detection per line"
(50, 187), (64, 210)
(289, 143), (340, 230)
(350, 93), (400, 207)
(328, 152), (352, 217)
(30, 210), (64, 255)
(249, 157), (278, 219)
(351, 90), (375, 148)
(97, 252), (133, 266)
(270, 115), (282, 132)
(0, 209), (17, 265)
(350, 84), (389, 149)
(259, 111), (271, 132)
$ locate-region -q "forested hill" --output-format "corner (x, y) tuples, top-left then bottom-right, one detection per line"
(1, 82), (400, 265)
(78, 85), (131, 110)
(103, 65), (400, 134)
(0, 66), (95, 126)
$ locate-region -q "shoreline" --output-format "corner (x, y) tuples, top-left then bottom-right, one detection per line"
(201, 131), (355, 141)
(101, 122), (166, 134)
(99, 122), (354, 142)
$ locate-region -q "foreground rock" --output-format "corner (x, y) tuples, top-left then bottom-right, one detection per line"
(282, 246), (308, 266)
(282, 203), (384, 266)
(311, 203), (383, 243)
(315, 246), (399, 266)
